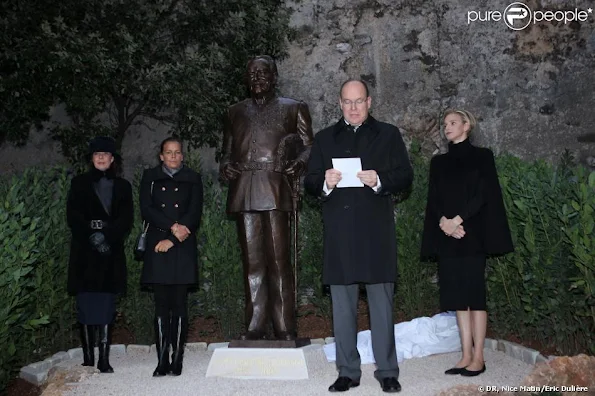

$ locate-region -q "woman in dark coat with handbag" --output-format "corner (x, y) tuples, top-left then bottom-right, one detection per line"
(67, 136), (133, 373)
(420, 109), (513, 377)
(139, 137), (203, 377)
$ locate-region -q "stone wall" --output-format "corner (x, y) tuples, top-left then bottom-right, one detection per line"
(279, 0), (595, 162)
(1, 0), (594, 175)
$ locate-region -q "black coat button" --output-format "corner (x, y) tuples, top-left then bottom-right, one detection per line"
(344, 205), (350, 209)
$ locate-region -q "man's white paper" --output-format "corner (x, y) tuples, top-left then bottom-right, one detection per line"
(332, 157), (364, 188)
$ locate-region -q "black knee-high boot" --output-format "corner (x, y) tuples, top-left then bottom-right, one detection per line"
(97, 324), (114, 373)
(153, 316), (170, 377)
(80, 324), (95, 366)
(169, 316), (188, 376)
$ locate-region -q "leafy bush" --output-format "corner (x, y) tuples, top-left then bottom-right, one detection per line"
(195, 177), (244, 338)
(117, 168), (155, 345)
(396, 142), (439, 318)
(0, 168), (71, 389)
(488, 154), (595, 354)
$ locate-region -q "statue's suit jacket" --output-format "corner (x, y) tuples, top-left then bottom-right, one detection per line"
(221, 96), (314, 213)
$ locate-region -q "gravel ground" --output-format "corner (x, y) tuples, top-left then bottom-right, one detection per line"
(61, 346), (533, 396)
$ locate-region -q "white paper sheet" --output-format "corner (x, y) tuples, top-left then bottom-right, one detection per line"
(331, 157), (364, 188)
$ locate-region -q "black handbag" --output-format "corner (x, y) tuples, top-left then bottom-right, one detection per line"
(134, 181), (153, 261)
(133, 221), (150, 261)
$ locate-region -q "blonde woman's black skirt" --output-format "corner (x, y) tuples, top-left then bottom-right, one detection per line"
(438, 255), (486, 311)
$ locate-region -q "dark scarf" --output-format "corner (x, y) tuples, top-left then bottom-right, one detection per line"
(90, 167), (115, 215)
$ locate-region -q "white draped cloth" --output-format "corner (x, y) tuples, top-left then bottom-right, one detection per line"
(323, 312), (461, 364)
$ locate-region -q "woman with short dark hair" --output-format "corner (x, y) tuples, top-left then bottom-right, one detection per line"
(66, 136), (133, 373)
(139, 136), (203, 377)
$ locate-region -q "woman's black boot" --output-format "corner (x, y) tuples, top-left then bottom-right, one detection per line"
(153, 316), (170, 376)
(80, 324), (95, 367)
(97, 324), (114, 373)
(169, 316), (188, 376)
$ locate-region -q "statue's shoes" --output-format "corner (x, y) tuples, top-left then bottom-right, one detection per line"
(239, 331), (266, 341)
(275, 331), (296, 341)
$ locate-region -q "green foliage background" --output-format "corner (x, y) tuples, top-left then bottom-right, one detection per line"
(0, 147), (593, 391)
(0, 0), (292, 160)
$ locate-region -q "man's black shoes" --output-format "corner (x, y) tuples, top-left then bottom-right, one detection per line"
(380, 377), (401, 393)
(328, 376), (360, 392)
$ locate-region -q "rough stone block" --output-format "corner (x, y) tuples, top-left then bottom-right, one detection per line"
(483, 338), (498, 351)
(207, 342), (229, 351)
(310, 338), (325, 345)
(110, 344), (126, 356)
(127, 344), (151, 354)
(301, 343), (323, 351)
(497, 340), (506, 352)
(522, 347), (540, 365)
(51, 352), (70, 364)
(324, 337), (335, 344)
(500, 340), (524, 360)
(43, 357), (60, 368)
(67, 348), (83, 360)
(185, 342), (207, 352)
(535, 354), (548, 364)
(29, 360), (51, 371)
(20, 365), (48, 386)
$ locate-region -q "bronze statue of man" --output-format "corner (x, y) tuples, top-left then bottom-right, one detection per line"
(220, 55), (314, 341)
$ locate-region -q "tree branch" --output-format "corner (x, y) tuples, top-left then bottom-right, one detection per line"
(139, 112), (176, 125)
(123, 101), (145, 132)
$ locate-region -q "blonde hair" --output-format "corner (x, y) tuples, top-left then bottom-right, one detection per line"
(443, 108), (477, 134)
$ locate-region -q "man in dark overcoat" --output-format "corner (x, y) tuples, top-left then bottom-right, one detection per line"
(304, 79), (413, 393)
(219, 55), (314, 341)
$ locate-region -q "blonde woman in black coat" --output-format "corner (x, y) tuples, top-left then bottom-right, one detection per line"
(421, 109), (513, 377)
(67, 137), (133, 373)
(139, 137), (203, 377)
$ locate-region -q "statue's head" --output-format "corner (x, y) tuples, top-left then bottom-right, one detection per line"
(246, 55), (278, 98)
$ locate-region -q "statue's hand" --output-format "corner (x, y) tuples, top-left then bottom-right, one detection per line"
(221, 163), (241, 181)
(285, 160), (305, 177)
